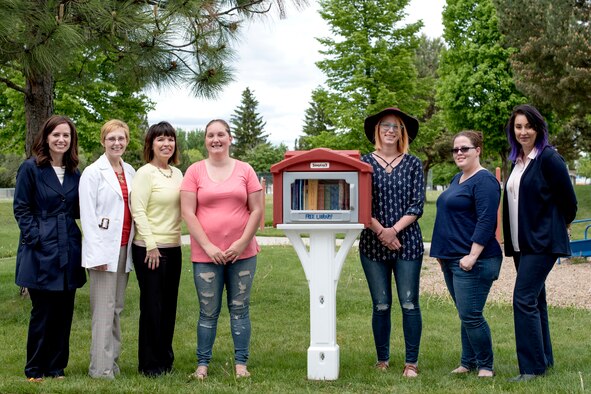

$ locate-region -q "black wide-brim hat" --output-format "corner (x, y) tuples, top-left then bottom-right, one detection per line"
(364, 107), (419, 144)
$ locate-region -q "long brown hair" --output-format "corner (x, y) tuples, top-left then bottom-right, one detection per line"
(31, 115), (79, 172)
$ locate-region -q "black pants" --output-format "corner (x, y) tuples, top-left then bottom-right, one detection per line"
(513, 253), (556, 375)
(26, 289), (76, 378)
(132, 245), (182, 376)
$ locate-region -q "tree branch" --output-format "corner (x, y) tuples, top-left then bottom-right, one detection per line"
(0, 76), (25, 94)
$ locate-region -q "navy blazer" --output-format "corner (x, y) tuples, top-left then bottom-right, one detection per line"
(502, 146), (577, 257)
(13, 158), (86, 291)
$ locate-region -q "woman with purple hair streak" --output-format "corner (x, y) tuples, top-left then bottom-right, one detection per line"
(502, 104), (577, 382)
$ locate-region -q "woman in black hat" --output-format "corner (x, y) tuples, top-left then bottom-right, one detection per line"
(358, 107), (425, 377)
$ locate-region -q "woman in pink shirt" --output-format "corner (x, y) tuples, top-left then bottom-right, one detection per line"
(180, 119), (263, 380)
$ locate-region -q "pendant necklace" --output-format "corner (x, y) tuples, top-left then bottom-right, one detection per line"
(373, 152), (403, 174)
(156, 166), (173, 178)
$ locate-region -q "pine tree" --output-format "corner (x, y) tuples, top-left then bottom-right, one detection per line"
(230, 87), (269, 160)
(298, 88), (335, 150)
(0, 0), (304, 155)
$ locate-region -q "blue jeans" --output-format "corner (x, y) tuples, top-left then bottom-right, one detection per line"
(513, 253), (556, 375)
(360, 253), (422, 364)
(441, 255), (502, 371)
(193, 256), (257, 366)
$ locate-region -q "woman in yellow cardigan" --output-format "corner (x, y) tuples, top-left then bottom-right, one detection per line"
(131, 121), (183, 376)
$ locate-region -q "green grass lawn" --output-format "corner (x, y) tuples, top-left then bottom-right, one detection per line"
(0, 246), (589, 393)
(3, 185), (589, 256)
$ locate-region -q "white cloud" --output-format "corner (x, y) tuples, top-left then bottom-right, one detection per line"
(146, 0), (444, 147)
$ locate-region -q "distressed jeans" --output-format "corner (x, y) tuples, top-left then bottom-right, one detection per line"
(441, 255), (502, 371)
(360, 253), (423, 364)
(193, 256), (257, 366)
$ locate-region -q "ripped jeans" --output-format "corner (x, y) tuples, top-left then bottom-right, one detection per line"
(360, 253), (422, 364)
(192, 256), (257, 366)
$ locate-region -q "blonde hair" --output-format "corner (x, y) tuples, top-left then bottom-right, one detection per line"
(374, 115), (410, 153)
(100, 119), (130, 143)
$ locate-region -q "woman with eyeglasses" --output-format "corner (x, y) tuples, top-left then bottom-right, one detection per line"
(79, 120), (135, 379)
(503, 105), (577, 382)
(430, 131), (502, 378)
(358, 107), (425, 378)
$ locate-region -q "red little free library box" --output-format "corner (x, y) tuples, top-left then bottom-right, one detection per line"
(270, 148), (373, 227)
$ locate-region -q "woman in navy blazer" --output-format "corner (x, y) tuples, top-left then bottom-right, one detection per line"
(13, 115), (86, 382)
(502, 105), (577, 382)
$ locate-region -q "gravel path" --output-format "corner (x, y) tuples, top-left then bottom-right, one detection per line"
(420, 256), (591, 310)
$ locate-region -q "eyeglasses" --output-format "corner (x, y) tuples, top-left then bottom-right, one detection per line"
(379, 122), (403, 133)
(105, 136), (127, 143)
(450, 146), (477, 154)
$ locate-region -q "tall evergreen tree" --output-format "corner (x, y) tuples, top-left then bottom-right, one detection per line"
(298, 87), (335, 150)
(316, 0), (425, 151)
(437, 0), (525, 176)
(494, 0), (591, 159)
(230, 87), (269, 160)
(494, 0), (591, 118)
(0, 0), (304, 155)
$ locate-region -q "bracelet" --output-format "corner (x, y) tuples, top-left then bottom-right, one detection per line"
(377, 229), (383, 236)
(392, 227), (398, 235)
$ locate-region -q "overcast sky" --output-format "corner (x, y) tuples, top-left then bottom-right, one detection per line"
(146, 0), (445, 148)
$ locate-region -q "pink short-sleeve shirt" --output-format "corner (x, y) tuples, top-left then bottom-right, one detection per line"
(181, 160), (262, 262)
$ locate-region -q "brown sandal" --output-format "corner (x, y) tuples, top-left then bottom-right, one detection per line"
(375, 361), (389, 371)
(403, 364), (419, 378)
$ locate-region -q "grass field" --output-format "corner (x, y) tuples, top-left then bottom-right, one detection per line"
(0, 245), (589, 393)
(0, 186), (589, 392)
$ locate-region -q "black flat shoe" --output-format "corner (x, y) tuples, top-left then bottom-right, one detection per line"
(508, 374), (537, 382)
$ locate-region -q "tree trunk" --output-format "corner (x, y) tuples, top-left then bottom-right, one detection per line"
(24, 72), (54, 156)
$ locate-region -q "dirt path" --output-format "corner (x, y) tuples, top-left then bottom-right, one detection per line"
(420, 256), (591, 310)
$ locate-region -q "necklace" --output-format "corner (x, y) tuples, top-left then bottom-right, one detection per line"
(372, 152), (404, 174)
(115, 171), (125, 184)
(156, 166), (173, 178)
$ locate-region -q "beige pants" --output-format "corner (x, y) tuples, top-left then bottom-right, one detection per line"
(88, 246), (129, 379)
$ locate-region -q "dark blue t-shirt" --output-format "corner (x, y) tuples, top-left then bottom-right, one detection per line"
(430, 169), (502, 259)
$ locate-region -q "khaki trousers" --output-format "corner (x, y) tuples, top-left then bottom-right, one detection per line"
(88, 246), (129, 379)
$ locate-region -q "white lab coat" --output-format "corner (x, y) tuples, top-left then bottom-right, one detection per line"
(79, 154), (135, 272)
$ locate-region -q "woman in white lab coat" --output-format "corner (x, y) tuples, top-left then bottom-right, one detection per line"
(79, 119), (135, 379)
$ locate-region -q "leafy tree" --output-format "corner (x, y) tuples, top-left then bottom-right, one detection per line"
(242, 142), (288, 172)
(0, 58), (152, 162)
(494, 0), (591, 158)
(577, 155), (591, 179)
(230, 87), (269, 160)
(0, 153), (24, 187)
(297, 87), (335, 150)
(437, 0), (525, 177)
(315, 0), (425, 152)
(0, 0), (303, 155)
(410, 35), (454, 197)
(176, 128), (206, 172)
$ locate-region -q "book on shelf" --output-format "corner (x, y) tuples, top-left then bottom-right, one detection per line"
(290, 179), (350, 211)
